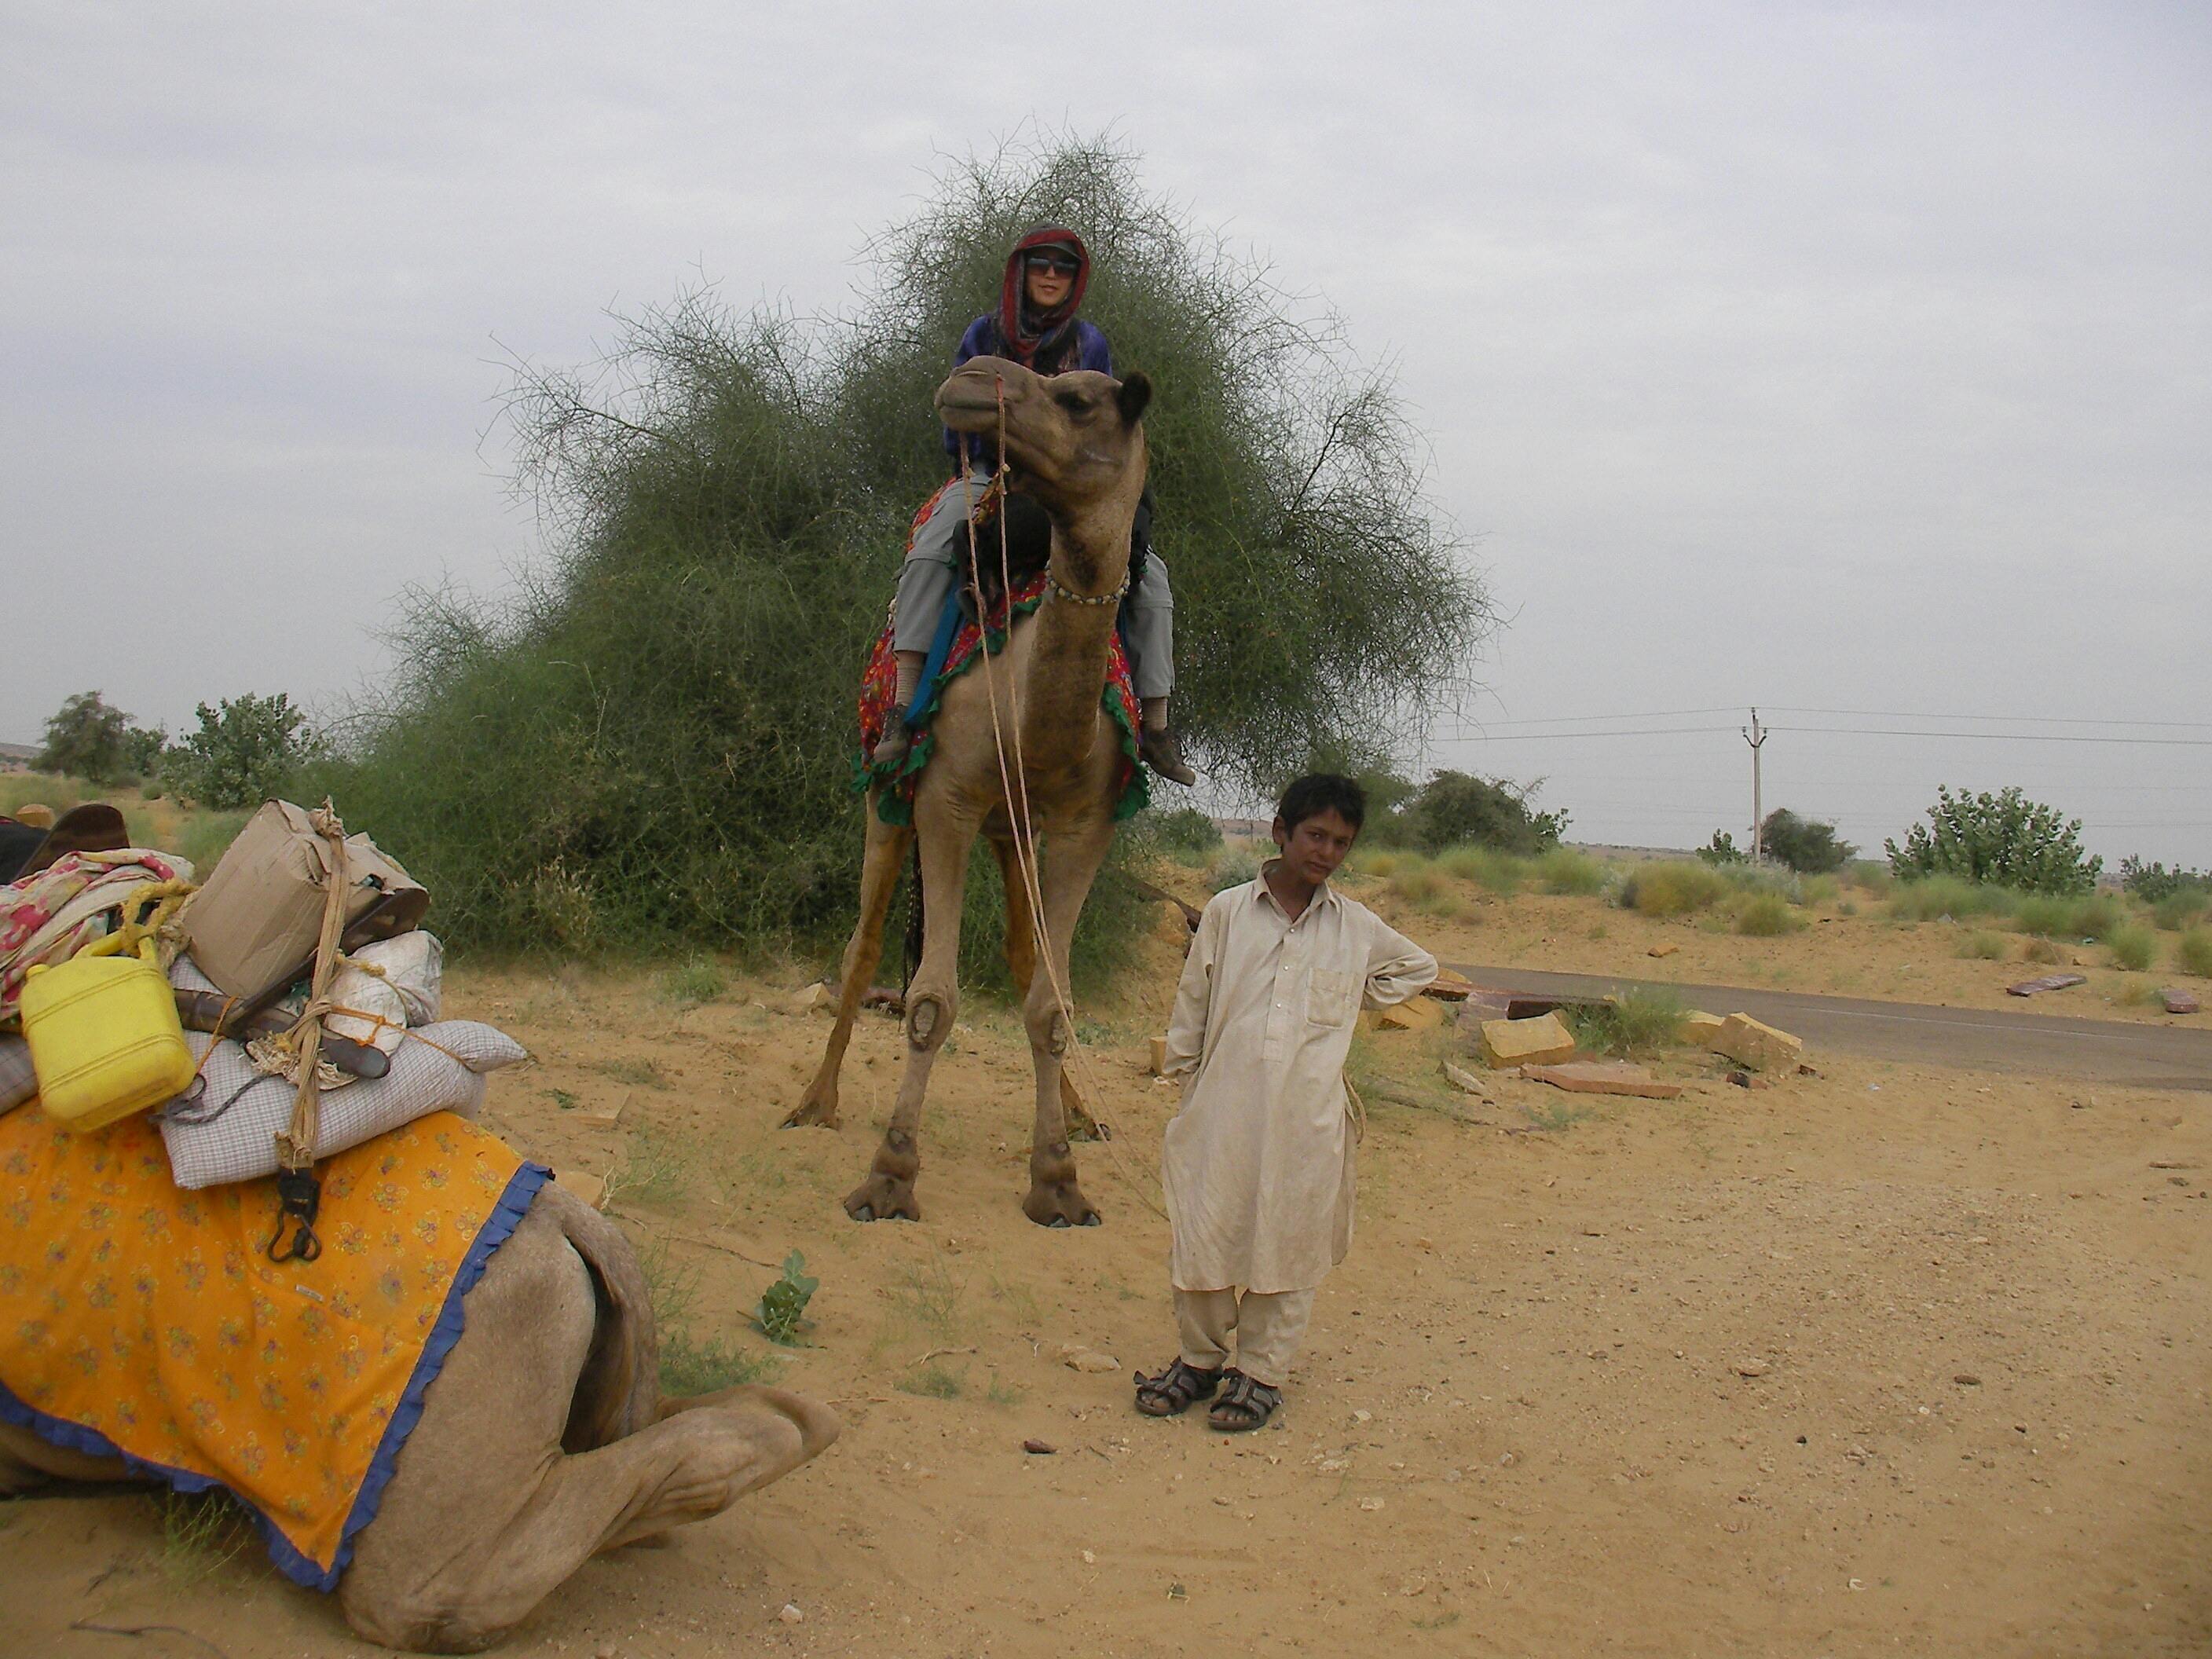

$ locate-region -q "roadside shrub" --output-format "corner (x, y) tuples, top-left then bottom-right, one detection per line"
(1886, 786), (2102, 895)
(1844, 860), (1894, 896)
(2106, 925), (2155, 972)
(1617, 861), (1727, 917)
(1734, 893), (1795, 936)
(2119, 856), (2211, 905)
(1208, 848), (1260, 892)
(1759, 808), (1855, 874)
(2072, 893), (2122, 938)
(2152, 892), (2209, 932)
(2012, 895), (2074, 939)
(161, 692), (318, 808)
(1568, 987), (1684, 1057)
(1696, 830), (1746, 866)
(1956, 931), (2009, 961)
(1437, 844), (1525, 894)
(1352, 848), (1404, 878)
(1887, 875), (2015, 922)
(1388, 860), (1444, 905)
(2178, 930), (2212, 978)
(1403, 771), (1566, 855)
(1799, 873), (1840, 906)
(2020, 936), (2065, 965)
(1536, 848), (1606, 895)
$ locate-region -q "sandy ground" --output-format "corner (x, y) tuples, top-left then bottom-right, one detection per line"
(5, 895), (2211, 1657)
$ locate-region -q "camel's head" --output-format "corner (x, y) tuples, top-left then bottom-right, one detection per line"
(936, 356), (1151, 572)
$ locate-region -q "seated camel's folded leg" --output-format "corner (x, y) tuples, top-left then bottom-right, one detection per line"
(339, 1193), (835, 1654)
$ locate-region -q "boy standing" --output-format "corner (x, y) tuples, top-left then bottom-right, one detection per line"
(1135, 775), (1437, 1431)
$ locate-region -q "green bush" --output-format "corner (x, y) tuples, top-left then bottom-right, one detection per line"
(1617, 861), (1727, 917)
(1844, 860), (1894, 896)
(1696, 830), (1746, 866)
(1208, 849), (1261, 892)
(1886, 786), (2102, 895)
(34, 691), (150, 788)
(2177, 930), (2212, 978)
(1758, 808), (1855, 874)
(1536, 848), (1606, 895)
(1886, 874), (2016, 922)
(2106, 925), (2155, 972)
(1734, 893), (1795, 936)
(2119, 856), (2211, 905)
(2012, 895), (2075, 938)
(162, 692), (318, 808)
(1956, 931), (2009, 961)
(1141, 805), (1222, 855)
(1401, 771), (1566, 855)
(317, 135), (1489, 965)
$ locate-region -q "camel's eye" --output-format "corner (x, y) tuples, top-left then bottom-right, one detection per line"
(1053, 388), (1090, 415)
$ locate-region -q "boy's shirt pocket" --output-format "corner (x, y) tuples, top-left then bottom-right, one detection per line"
(1306, 969), (1357, 1027)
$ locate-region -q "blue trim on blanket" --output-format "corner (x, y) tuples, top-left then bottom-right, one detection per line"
(0, 1158), (552, 1593)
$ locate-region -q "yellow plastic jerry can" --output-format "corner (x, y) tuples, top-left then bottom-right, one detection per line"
(20, 936), (196, 1133)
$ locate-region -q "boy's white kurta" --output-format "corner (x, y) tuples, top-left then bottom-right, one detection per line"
(1161, 873), (1437, 1294)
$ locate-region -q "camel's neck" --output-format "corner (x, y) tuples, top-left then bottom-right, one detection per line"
(1016, 516), (1131, 778)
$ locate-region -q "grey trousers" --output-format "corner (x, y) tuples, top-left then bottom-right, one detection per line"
(894, 470), (1174, 699)
(1174, 1286), (1319, 1389)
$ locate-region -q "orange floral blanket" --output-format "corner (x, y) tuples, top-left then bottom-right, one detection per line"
(0, 1108), (548, 1588)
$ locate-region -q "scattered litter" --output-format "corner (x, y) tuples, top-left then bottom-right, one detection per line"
(778, 1602), (804, 1625)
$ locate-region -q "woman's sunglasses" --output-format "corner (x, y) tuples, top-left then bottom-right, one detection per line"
(1024, 252), (1082, 276)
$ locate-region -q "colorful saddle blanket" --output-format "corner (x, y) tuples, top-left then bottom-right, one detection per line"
(854, 565), (1150, 827)
(0, 1108), (548, 1589)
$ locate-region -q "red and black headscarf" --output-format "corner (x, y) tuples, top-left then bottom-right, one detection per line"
(994, 225), (1091, 372)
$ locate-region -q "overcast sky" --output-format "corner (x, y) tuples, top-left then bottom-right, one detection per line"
(6, 2), (2207, 862)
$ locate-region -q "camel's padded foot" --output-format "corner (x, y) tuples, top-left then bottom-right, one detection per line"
(1023, 1179), (1102, 1229)
(844, 1173), (921, 1223)
(783, 1086), (839, 1130)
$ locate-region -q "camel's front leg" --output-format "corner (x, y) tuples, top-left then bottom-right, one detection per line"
(845, 798), (980, 1222)
(1020, 818), (1116, 1228)
(786, 802), (914, 1129)
(994, 837), (1104, 1144)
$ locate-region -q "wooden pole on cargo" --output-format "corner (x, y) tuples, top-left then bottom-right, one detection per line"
(1741, 708), (1767, 862)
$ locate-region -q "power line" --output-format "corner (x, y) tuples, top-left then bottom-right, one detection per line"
(1767, 726), (2212, 747)
(1447, 725), (1740, 742)
(1763, 705), (2212, 731)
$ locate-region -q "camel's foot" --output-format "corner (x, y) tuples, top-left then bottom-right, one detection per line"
(782, 1082), (840, 1130)
(844, 1172), (921, 1223)
(1023, 1174), (1102, 1229)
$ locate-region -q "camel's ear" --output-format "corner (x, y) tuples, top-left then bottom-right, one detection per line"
(1116, 372), (1152, 427)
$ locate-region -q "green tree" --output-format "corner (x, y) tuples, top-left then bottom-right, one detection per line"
(1404, 771), (1566, 855)
(1886, 786), (2102, 895)
(1697, 830), (1747, 866)
(1759, 808), (1855, 874)
(163, 694), (315, 808)
(36, 690), (134, 784)
(323, 134), (1492, 958)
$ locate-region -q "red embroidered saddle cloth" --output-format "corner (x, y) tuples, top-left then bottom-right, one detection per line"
(852, 567), (1148, 826)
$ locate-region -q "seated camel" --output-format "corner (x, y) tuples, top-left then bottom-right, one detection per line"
(0, 1182), (838, 1653)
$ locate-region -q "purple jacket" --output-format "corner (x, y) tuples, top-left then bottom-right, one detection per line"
(943, 314), (1114, 463)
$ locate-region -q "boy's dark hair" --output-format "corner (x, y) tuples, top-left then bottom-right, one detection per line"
(1276, 774), (1366, 833)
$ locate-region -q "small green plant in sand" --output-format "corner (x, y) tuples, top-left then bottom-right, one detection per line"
(1956, 932), (2009, 961)
(660, 956), (729, 1006)
(157, 1490), (254, 1585)
(753, 1251), (820, 1346)
(606, 1126), (690, 1210)
(2020, 936), (2066, 965)
(596, 1057), (670, 1089)
(1569, 987), (1684, 1057)
(897, 1363), (965, 1400)
(1522, 1100), (1594, 1133)
(661, 1329), (779, 1393)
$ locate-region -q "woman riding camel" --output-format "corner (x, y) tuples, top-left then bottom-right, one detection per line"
(872, 225), (1196, 786)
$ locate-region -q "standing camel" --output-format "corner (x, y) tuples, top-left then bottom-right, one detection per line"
(785, 355), (1153, 1229)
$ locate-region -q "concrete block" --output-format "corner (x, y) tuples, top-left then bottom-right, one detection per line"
(1376, 996), (1445, 1033)
(1710, 1013), (1803, 1073)
(1680, 1010), (1725, 1046)
(1478, 1011), (1577, 1069)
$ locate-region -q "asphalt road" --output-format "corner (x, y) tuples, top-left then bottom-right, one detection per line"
(1449, 963), (2212, 1093)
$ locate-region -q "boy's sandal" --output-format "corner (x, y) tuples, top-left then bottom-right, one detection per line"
(1206, 1368), (1282, 1433)
(1133, 1359), (1221, 1417)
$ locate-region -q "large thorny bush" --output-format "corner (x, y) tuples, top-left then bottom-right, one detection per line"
(1885, 786), (2103, 895)
(323, 137), (1491, 974)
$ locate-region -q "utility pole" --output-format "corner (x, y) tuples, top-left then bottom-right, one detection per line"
(1742, 707), (1767, 862)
